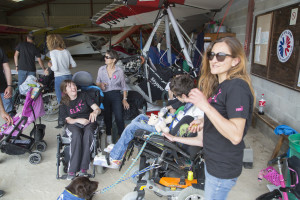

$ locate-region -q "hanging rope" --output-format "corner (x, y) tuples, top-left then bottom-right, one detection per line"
(93, 132), (162, 195)
(216, 0), (235, 35)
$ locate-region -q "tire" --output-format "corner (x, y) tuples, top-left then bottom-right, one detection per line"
(42, 93), (59, 122)
(58, 163), (67, 175)
(177, 187), (204, 200)
(122, 191), (145, 200)
(129, 165), (150, 184)
(36, 140), (47, 152)
(29, 152), (42, 165)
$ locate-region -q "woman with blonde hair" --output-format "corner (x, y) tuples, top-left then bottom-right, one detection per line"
(186, 37), (254, 200)
(47, 34), (76, 103)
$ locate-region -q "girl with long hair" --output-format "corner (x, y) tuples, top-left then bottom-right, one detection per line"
(186, 37), (254, 199)
(60, 80), (101, 180)
(46, 34), (76, 103)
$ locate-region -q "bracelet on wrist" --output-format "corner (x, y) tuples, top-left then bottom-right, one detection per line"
(123, 98), (127, 100)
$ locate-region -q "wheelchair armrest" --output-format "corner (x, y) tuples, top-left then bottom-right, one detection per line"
(134, 129), (191, 159)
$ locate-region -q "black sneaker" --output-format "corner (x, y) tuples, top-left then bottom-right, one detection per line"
(78, 169), (88, 177)
(0, 190), (5, 198)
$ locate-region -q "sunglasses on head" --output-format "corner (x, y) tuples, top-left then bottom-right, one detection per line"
(105, 56), (113, 59)
(207, 52), (233, 62)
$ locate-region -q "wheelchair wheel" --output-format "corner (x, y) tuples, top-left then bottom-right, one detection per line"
(36, 140), (47, 152)
(29, 151), (42, 165)
(177, 186), (204, 200)
(42, 93), (59, 122)
(122, 191), (145, 200)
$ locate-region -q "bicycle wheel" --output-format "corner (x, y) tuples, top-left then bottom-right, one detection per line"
(42, 92), (59, 122)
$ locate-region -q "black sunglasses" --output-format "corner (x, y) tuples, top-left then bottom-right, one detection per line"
(105, 56), (113, 59)
(207, 52), (233, 62)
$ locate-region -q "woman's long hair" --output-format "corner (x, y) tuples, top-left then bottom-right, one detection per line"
(199, 37), (255, 103)
(60, 80), (74, 106)
(46, 34), (66, 51)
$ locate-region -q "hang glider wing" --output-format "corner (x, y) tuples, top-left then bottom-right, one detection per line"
(0, 24), (87, 35)
(91, 0), (230, 28)
(0, 24), (34, 34)
(104, 25), (142, 47)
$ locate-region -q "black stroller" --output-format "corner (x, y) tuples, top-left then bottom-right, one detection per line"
(0, 87), (47, 164)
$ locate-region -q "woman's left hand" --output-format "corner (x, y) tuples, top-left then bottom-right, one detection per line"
(89, 110), (98, 123)
(122, 99), (130, 110)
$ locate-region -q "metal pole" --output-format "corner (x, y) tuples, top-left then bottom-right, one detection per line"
(167, 7), (196, 77)
(142, 14), (163, 103)
(142, 14), (163, 57)
(164, 14), (172, 65)
(177, 21), (202, 57)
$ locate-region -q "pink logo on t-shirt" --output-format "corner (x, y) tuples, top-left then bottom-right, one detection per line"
(236, 106), (244, 112)
(113, 75), (116, 79)
(69, 100), (85, 114)
(208, 89), (222, 103)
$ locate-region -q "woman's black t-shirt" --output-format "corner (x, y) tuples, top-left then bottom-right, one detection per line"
(61, 92), (94, 120)
(203, 78), (253, 179)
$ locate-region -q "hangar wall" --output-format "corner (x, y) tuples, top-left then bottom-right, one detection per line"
(215, 0), (300, 141)
(0, 11), (7, 24)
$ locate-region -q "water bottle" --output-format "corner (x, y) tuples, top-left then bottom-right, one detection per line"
(258, 94), (266, 115)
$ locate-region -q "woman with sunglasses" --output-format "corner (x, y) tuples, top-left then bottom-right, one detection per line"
(96, 50), (129, 144)
(186, 37), (254, 200)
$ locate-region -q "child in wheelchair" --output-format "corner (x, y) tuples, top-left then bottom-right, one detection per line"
(59, 80), (102, 180)
(95, 75), (204, 169)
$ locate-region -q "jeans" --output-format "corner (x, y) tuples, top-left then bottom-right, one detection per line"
(18, 70), (36, 87)
(103, 90), (124, 137)
(0, 93), (13, 113)
(110, 114), (156, 160)
(55, 75), (72, 104)
(204, 165), (237, 200)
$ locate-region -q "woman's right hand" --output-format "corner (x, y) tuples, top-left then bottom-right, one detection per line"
(77, 118), (90, 126)
(188, 118), (204, 133)
(186, 88), (210, 112)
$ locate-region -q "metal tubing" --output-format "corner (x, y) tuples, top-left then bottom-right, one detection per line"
(167, 7), (196, 77)
(164, 15), (172, 65)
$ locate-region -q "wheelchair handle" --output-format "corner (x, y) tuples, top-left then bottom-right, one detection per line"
(268, 153), (287, 165)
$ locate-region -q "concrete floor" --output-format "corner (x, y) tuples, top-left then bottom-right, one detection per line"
(0, 57), (281, 199)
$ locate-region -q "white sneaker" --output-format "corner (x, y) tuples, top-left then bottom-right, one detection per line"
(107, 135), (112, 144)
(104, 144), (115, 153)
(93, 154), (121, 169)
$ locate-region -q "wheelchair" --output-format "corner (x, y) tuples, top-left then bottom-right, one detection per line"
(121, 128), (205, 200)
(56, 82), (107, 180)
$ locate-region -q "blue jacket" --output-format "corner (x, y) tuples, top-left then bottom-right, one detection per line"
(57, 190), (85, 200)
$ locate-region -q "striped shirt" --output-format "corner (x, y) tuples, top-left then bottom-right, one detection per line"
(96, 65), (127, 92)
